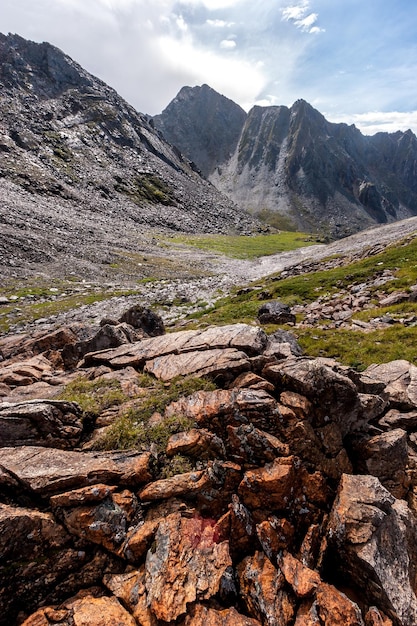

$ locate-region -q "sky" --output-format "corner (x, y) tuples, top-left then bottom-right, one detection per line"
(2, 0), (417, 135)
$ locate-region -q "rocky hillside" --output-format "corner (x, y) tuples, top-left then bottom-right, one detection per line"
(2, 303), (417, 624)
(154, 87), (417, 238)
(0, 34), (260, 281)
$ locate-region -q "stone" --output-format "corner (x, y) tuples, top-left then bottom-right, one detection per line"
(256, 517), (295, 561)
(119, 304), (165, 336)
(378, 408), (417, 431)
(0, 354), (53, 386)
(104, 566), (157, 626)
(0, 446), (152, 495)
(364, 360), (417, 409)
(264, 329), (303, 358)
(228, 494), (257, 558)
(315, 583), (364, 625)
(184, 604), (262, 625)
(226, 423), (289, 463)
(326, 473), (417, 624)
(231, 371), (275, 393)
(364, 607), (393, 625)
(62, 323), (140, 369)
(355, 428), (409, 498)
(264, 357), (363, 436)
(257, 301), (296, 325)
(144, 347), (251, 382)
(22, 593), (137, 626)
(279, 552), (321, 598)
(139, 469), (210, 502)
(166, 428), (226, 459)
(145, 512), (232, 621)
(238, 457), (296, 510)
(0, 399), (83, 448)
(237, 551), (295, 625)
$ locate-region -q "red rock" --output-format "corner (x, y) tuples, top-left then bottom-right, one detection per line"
(145, 512), (232, 621)
(226, 423), (289, 463)
(279, 552), (321, 598)
(238, 457), (296, 510)
(237, 551), (295, 625)
(293, 600), (321, 625)
(50, 484), (118, 507)
(184, 604), (262, 625)
(166, 428), (226, 459)
(139, 469), (210, 502)
(316, 583), (364, 625)
(364, 607), (393, 625)
(231, 371), (275, 392)
(256, 517), (295, 560)
(104, 566), (156, 626)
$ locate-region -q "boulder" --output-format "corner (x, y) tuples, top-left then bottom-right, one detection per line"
(264, 329), (303, 358)
(364, 360), (417, 410)
(0, 354), (53, 386)
(315, 583), (364, 625)
(184, 604), (262, 625)
(119, 304), (165, 336)
(139, 469), (211, 502)
(237, 551), (295, 625)
(279, 552), (321, 598)
(0, 446), (152, 496)
(238, 457), (296, 510)
(257, 301), (296, 325)
(264, 357), (363, 436)
(0, 399), (83, 448)
(145, 512), (232, 621)
(166, 428), (226, 459)
(62, 323), (140, 369)
(104, 567), (156, 626)
(326, 473), (417, 624)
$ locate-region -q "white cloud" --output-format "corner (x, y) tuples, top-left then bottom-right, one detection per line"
(179, 0), (241, 8)
(281, 1), (324, 34)
(220, 39), (237, 49)
(326, 110), (417, 136)
(206, 19), (234, 27)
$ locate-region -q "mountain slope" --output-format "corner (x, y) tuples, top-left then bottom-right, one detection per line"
(0, 34), (260, 279)
(154, 87), (417, 238)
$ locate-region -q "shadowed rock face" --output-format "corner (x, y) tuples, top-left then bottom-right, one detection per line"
(154, 88), (417, 238)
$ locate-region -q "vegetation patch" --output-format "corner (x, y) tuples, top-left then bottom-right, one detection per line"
(57, 376), (128, 417)
(169, 231), (318, 259)
(94, 375), (216, 451)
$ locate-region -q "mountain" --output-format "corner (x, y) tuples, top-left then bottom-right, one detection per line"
(0, 34), (260, 279)
(154, 87), (417, 238)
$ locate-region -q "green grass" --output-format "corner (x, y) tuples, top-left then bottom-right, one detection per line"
(298, 325), (417, 370)
(169, 231), (319, 259)
(57, 376), (129, 417)
(94, 375), (217, 451)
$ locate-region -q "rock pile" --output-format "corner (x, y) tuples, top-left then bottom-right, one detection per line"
(1, 317), (417, 625)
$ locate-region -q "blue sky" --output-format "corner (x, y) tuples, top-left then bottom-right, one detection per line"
(2, 0), (417, 134)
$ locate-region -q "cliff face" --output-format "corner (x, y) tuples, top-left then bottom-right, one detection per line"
(155, 88), (417, 237)
(0, 35), (261, 280)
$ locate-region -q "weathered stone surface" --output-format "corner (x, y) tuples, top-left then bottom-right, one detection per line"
(0, 399), (82, 448)
(364, 360), (417, 409)
(378, 408), (417, 431)
(258, 301), (296, 325)
(355, 428), (409, 498)
(327, 473), (417, 625)
(104, 567), (157, 626)
(139, 469), (210, 502)
(264, 357), (363, 436)
(85, 324), (267, 369)
(144, 347), (251, 382)
(227, 423), (289, 463)
(279, 552), (321, 598)
(22, 593), (137, 626)
(119, 304), (165, 336)
(62, 323), (140, 368)
(145, 512), (232, 621)
(315, 583), (364, 625)
(58, 489), (138, 555)
(184, 604), (262, 625)
(0, 354), (53, 386)
(231, 371), (275, 392)
(364, 607), (393, 625)
(264, 329), (303, 358)
(50, 483), (118, 507)
(0, 446), (152, 495)
(237, 551), (295, 625)
(256, 517), (295, 561)
(238, 457), (296, 510)
(166, 428), (226, 459)
(165, 388), (281, 436)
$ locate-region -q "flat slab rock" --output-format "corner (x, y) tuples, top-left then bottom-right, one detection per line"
(0, 446), (152, 496)
(84, 324), (267, 370)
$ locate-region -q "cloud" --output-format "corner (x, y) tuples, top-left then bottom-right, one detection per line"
(326, 110), (417, 136)
(206, 19), (235, 27)
(281, 1), (324, 34)
(220, 39), (236, 49)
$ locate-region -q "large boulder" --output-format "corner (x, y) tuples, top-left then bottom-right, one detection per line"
(257, 301), (296, 325)
(326, 473), (417, 625)
(119, 304), (165, 336)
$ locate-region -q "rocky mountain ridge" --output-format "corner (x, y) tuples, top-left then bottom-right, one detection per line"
(0, 34), (260, 282)
(154, 85), (417, 238)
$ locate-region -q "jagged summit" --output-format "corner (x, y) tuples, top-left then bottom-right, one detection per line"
(154, 86), (417, 237)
